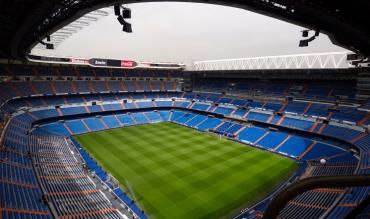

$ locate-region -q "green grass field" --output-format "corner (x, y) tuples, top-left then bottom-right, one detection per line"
(75, 122), (297, 219)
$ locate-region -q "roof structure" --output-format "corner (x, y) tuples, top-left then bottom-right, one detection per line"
(193, 52), (351, 71)
(1, 0), (370, 59)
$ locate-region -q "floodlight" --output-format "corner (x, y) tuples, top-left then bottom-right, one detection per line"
(122, 21), (132, 33)
(122, 8), (131, 19)
(302, 30), (309, 37)
(114, 5), (121, 16)
(46, 43), (54, 50)
(299, 40), (308, 47)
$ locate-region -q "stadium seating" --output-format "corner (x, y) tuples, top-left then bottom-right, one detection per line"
(185, 114), (207, 127)
(102, 115), (122, 128)
(83, 117), (106, 131)
(302, 142), (347, 161)
(256, 131), (289, 150)
(29, 135), (123, 218)
(197, 117), (222, 131)
(0, 71), (369, 219)
(65, 120), (88, 134)
(232, 108), (247, 117)
(175, 113), (196, 124)
(159, 111), (171, 121)
(192, 102), (210, 111)
(321, 124), (362, 142)
(193, 78), (357, 101)
(284, 101), (308, 114)
(276, 136), (314, 157)
(214, 106), (234, 115)
(280, 117), (314, 131)
(238, 127), (269, 144)
(246, 111), (271, 122)
(116, 114), (135, 126)
(145, 111), (162, 122)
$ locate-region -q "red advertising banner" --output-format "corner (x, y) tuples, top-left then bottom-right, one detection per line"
(121, 60), (137, 68)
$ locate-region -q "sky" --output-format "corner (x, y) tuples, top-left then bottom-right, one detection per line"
(31, 2), (347, 66)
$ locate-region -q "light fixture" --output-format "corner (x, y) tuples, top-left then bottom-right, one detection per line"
(38, 40), (54, 50)
(299, 30), (319, 47)
(299, 40), (309, 47)
(122, 21), (132, 33)
(302, 30), (309, 37)
(114, 5), (132, 33)
(114, 5), (120, 16)
(122, 8), (131, 19)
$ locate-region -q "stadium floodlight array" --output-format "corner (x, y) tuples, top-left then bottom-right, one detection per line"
(299, 29), (320, 47)
(114, 4), (132, 33)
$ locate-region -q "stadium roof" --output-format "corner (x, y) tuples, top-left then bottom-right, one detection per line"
(1, 0), (370, 59)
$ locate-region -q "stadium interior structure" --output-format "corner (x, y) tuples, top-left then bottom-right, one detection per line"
(1, 1), (370, 219)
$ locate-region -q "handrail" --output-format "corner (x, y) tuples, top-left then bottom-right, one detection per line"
(263, 175), (370, 219)
(345, 194), (370, 219)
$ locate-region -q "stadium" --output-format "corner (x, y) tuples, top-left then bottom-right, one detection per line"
(0, 1), (370, 219)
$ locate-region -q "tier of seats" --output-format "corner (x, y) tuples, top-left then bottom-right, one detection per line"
(185, 92), (370, 125)
(29, 135), (122, 218)
(0, 115), (52, 218)
(193, 78), (357, 101)
(0, 80), (181, 108)
(278, 162), (357, 219)
(1, 77), (369, 219)
(0, 64), (184, 78)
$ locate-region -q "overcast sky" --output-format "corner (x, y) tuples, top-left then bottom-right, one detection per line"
(32, 2), (347, 66)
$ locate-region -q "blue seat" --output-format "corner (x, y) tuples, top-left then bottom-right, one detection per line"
(276, 136), (313, 157)
(66, 120), (88, 134)
(197, 118), (222, 131)
(83, 118), (105, 131)
(256, 131), (288, 149)
(102, 116), (121, 128)
(238, 127), (268, 144)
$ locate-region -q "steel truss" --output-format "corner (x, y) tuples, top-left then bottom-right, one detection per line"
(193, 52), (351, 70)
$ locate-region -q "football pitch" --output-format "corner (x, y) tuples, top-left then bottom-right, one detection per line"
(75, 122), (297, 219)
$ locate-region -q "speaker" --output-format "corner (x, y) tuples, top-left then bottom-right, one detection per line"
(92, 102), (96, 105)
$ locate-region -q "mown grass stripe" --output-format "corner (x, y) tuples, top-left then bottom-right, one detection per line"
(75, 122), (297, 219)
